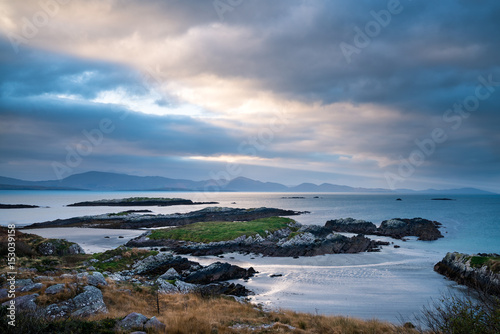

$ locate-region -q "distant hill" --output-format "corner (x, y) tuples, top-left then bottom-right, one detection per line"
(0, 171), (496, 194)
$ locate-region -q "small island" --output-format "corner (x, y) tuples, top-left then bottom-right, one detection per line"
(0, 203), (39, 209)
(67, 197), (218, 207)
(126, 216), (444, 257)
(23, 207), (307, 230)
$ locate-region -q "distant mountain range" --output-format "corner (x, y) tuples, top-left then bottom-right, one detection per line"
(0, 171), (496, 194)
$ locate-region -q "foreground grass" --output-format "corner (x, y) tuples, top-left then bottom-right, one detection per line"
(149, 217), (295, 243)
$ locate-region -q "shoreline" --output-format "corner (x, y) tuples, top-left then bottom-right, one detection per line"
(21, 227), (459, 323)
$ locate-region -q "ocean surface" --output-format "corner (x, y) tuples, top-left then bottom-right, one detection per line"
(1, 191), (500, 322)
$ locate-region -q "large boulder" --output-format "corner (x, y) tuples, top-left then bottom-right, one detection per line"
(46, 285), (107, 318)
(184, 262), (256, 284)
(77, 272), (107, 287)
(145, 316), (166, 331)
(71, 286), (107, 317)
(116, 312), (149, 331)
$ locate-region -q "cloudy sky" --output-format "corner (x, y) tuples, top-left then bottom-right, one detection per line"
(1, 0), (499, 191)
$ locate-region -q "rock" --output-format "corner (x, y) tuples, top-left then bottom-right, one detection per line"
(156, 278), (178, 294)
(70, 286), (107, 317)
(37, 239), (85, 256)
(145, 316), (166, 331)
(197, 282), (253, 297)
(34, 275), (54, 282)
(0, 288), (7, 299)
(19, 282), (43, 292)
(175, 280), (198, 293)
(2, 294), (38, 311)
(325, 218), (377, 234)
(378, 218), (443, 241)
(45, 284), (66, 295)
(184, 262), (256, 284)
(87, 272), (107, 287)
(270, 274), (283, 278)
(15, 278), (34, 287)
(132, 253), (199, 276)
(159, 267), (180, 280)
(116, 312), (149, 331)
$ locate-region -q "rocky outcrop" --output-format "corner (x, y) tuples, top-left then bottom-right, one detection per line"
(24, 206), (306, 229)
(325, 217), (443, 241)
(377, 218), (443, 241)
(67, 197), (217, 207)
(37, 239), (85, 256)
(434, 252), (500, 296)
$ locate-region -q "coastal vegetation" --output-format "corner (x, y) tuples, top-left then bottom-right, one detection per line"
(149, 217), (295, 243)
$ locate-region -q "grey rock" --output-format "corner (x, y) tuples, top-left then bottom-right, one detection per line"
(45, 284), (66, 295)
(145, 316), (166, 331)
(159, 267), (180, 280)
(15, 278), (33, 287)
(19, 282), (43, 292)
(34, 275), (54, 282)
(0, 288), (7, 299)
(68, 243), (85, 254)
(175, 280), (198, 293)
(116, 312), (148, 331)
(87, 272), (107, 287)
(2, 293), (38, 311)
(70, 286), (107, 317)
(156, 278), (178, 294)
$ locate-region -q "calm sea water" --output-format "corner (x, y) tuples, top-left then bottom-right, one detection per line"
(2, 191), (499, 254)
(1, 191), (499, 322)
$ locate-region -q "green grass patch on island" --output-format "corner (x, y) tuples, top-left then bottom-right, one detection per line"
(149, 217), (295, 243)
(469, 255), (500, 273)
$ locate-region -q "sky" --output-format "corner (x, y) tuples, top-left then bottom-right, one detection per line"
(0, 0), (499, 192)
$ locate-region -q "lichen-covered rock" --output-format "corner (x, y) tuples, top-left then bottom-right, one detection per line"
(77, 272), (107, 287)
(70, 286), (107, 317)
(18, 282), (43, 292)
(2, 293), (38, 311)
(45, 284), (66, 295)
(156, 278), (178, 294)
(116, 312), (149, 331)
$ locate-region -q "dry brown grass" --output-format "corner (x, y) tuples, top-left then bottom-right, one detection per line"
(88, 281), (419, 334)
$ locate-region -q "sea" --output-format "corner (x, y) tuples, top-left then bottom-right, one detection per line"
(1, 190), (499, 323)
